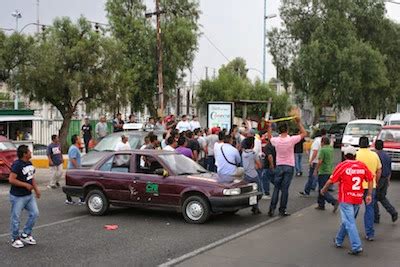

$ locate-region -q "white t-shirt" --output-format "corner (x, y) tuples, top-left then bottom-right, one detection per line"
(214, 142), (223, 168)
(309, 137), (321, 164)
(190, 120), (201, 131)
(164, 145), (175, 151)
(115, 141), (131, 151)
(176, 120), (191, 133)
(253, 137), (262, 156)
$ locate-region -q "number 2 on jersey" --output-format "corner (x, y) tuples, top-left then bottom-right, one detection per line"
(352, 177), (361, 190)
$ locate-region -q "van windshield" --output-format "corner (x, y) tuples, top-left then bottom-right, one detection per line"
(344, 124), (382, 136)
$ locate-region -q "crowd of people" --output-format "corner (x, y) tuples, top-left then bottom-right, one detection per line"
(6, 112), (398, 255)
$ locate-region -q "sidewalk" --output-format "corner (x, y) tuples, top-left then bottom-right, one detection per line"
(177, 183), (400, 267)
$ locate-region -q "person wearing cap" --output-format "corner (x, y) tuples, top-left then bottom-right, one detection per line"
(115, 135), (131, 151)
(81, 117), (92, 153)
(321, 146), (373, 255)
(355, 136), (382, 241)
(205, 127), (220, 172)
(374, 140), (398, 223)
(267, 117), (308, 217)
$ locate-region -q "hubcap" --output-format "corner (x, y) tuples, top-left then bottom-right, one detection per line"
(186, 201), (204, 221)
(88, 195), (103, 213)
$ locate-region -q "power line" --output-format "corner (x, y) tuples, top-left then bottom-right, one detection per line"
(202, 32), (230, 62)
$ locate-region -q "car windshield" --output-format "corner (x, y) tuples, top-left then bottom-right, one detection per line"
(329, 124), (346, 134)
(378, 129), (400, 142)
(94, 134), (142, 151)
(344, 124), (382, 136)
(158, 154), (208, 176)
(0, 141), (16, 151)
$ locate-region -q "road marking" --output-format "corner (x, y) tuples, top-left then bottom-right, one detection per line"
(159, 205), (313, 267)
(0, 214), (89, 238)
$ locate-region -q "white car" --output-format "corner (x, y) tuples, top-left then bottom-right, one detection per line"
(341, 119), (384, 153)
(383, 113), (400, 126)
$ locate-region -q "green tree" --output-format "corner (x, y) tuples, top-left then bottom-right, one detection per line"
(106, 0), (200, 116)
(12, 17), (125, 151)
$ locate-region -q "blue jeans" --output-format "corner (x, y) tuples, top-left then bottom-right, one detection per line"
(317, 174), (337, 208)
(269, 165), (294, 213)
(295, 153), (302, 173)
(260, 168), (274, 195)
(10, 194), (39, 240)
(304, 163), (318, 194)
(205, 156), (216, 172)
(335, 203), (362, 252)
(363, 189), (376, 238)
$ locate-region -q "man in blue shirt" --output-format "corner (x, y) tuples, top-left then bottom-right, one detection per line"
(9, 145), (40, 248)
(65, 135), (84, 205)
(374, 140), (398, 223)
(215, 134), (243, 182)
(47, 134), (63, 189)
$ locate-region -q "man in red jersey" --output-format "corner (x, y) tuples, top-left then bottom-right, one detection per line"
(321, 146), (373, 256)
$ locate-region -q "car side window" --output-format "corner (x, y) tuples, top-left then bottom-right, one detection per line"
(99, 154), (131, 173)
(136, 154), (163, 175)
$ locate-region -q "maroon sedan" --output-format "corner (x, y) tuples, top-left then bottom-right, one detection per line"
(0, 136), (17, 180)
(63, 150), (261, 224)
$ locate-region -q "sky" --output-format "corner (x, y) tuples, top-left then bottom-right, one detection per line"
(1, 0), (400, 84)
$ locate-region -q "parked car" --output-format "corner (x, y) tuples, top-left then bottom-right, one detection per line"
(81, 130), (163, 167)
(374, 125), (400, 172)
(341, 119), (383, 150)
(328, 123), (347, 148)
(63, 150), (261, 224)
(0, 136), (17, 180)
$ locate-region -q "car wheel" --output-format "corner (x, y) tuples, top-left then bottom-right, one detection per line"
(86, 189), (109, 216)
(182, 195), (211, 224)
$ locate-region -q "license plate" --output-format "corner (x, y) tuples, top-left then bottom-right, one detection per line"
(249, 196), (257, 205)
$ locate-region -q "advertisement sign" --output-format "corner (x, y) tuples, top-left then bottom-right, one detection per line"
(207, 102), (234, 132)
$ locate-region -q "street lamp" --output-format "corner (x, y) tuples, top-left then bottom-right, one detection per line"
(262, 1), (277, 83)
(11, 10), (22, 31)
(18, 23), (47, 34)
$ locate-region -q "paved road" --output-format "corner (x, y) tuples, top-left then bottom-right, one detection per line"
(0, 151), (342, 266)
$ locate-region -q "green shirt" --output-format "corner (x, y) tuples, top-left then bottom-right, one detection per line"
(318, 145), (334, 175)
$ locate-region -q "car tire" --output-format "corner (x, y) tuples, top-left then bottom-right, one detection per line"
(182, 195), (211, 224)
(86, 189), (109, 216)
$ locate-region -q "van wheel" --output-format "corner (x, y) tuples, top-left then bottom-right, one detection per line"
(182, 196), (211, 224)
(86, 189), (109, 216)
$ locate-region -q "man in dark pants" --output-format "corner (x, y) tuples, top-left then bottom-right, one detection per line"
(374, 140), (398, 223)
(81, 117), (92, 153)
(267, 117), (308, 217)
(314, 136), (338, 212)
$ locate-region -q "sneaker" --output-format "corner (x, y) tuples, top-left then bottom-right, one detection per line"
(268, 210), (274, 217)
(315, 206), (325, 211)
(333, 237), (342, 248)
(65, 200), (75, 205)
(262, 195), (271, 200)
(56, 182), (61, 187)
(392, 213), (398, 223)
(279, 211), (291, 217)
(333, 202), (339, 213)
(251, 207), (262, 215)
(299, 191), (310, 197)
(365, 236), (374, 241)
(77, 200), (85, 206)
(47, 185), (57, 189)
(11, 238), (24, 248)
(348, 249), (363, 256)
(20, 233), (36, 245)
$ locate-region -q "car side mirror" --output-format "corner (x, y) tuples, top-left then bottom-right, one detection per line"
(155, 168), (169, 177)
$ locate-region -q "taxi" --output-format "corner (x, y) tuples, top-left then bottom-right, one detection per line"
(63, 150), (261, 224)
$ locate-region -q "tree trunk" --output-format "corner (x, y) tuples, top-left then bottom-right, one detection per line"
(59, 112), (73, 154)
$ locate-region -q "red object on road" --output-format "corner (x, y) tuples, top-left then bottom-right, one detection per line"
(104, 224), (119, 230)
(0, 136), (17, 181)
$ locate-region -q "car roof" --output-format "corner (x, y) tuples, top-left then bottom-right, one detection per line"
(101, 149), (177, 156)
(384, 113), (400, 120)
(347, 119), (384, 125)
(106, 130), (164, 138)
(382, 125), (400, 129)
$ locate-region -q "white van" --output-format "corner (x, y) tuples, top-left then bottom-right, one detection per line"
(341, 119), (384, 153)
(383, 113), (400, 126)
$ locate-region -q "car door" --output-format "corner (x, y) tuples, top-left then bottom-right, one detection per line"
(96, 153), (137, 203)
(132, 153), (177, 207)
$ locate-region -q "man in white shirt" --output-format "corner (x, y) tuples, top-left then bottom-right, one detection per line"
(164, 136), (177, 151)
(215, 134), (243, 182)
(115, 135), (131, 151)
(190, 115), (201, 131)
(176, 115), (191, 133)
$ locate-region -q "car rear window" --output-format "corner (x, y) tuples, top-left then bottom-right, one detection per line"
(378, 129), (400, 142)
(0, 142), (16, 151)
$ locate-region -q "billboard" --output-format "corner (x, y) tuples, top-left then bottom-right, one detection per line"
(207, 102), (234, 132)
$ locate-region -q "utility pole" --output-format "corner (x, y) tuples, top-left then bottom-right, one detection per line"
(262, 0), (267, 83)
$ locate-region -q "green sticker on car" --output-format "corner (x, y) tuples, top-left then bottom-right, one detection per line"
(146, 182), (159, 195)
